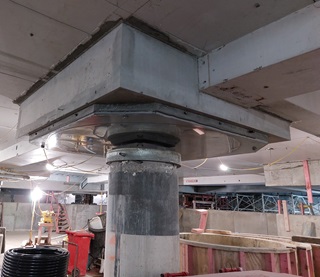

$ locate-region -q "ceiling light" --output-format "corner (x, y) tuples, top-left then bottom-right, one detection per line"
(193, 128), (205, 135)
(46, 163), (55, 171)
(31, 186), (43, 201)
(219, 164), (229, 171)
(46, 134), (57, 149)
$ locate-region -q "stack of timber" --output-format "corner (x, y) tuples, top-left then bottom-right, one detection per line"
(180, 231), (316, 277)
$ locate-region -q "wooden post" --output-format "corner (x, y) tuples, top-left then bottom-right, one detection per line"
(298, 248), (312, 277)
(278, 199), (282, 214)
(239, 252), (246, 270)
(311, 246), (320, 277)
(265, 253), (276, 272)
(303, 160), (314, 204)
(299, 203), (305, 215)
(279, 253), (292, 274)
(290, 251), (298, 275)
(187, 245), (194, 275)
(282, 200), (290, 232)
(191, 209), (208, 233)
(207, 248), (215, 273)
(306, 250), (314, 277)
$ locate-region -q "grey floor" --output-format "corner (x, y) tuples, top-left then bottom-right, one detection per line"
(0, 231), (103, 277)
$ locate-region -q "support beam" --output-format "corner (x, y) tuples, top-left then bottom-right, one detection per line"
(303, 160), (314, 204)
(200, 4), (320, 88)
(265, 160), (320, 187)
(200, 3), (320, 92)
(183, 174), (265, 186)
(199, 3), (320, 136)
(17, 24), (290, 142)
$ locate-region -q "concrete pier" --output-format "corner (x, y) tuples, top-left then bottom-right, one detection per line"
(105, 157), (180, 276)
(105, 124), (181, 277)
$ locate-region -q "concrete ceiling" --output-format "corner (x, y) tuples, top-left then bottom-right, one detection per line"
(0, 0), (319, 192)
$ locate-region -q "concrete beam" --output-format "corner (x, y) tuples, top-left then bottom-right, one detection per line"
(1, 179), (104, 193)
(264, 160), (320, 187)
(200, 3), (320, 89)
(0, 138), (38, 164)
(199, 3), (320, 137)
(183, 174), (265, 186)
(17, 24), (290, 143)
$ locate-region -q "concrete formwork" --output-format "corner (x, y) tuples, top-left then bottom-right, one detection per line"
(1, 202), (104, 231)
(180, 208), (320, 237)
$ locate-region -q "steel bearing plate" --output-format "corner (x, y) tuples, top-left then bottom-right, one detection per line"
(29, 103), (269, 161)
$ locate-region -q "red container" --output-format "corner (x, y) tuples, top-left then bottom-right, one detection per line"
(66, 230), (94, 276)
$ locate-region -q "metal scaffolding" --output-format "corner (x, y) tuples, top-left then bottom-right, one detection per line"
(261, 194), (279, 213)
(183, 192), (320, 215)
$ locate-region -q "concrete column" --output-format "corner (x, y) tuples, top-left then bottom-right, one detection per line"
(104, 125), (181, 277)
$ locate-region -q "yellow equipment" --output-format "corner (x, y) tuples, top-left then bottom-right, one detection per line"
(40, 210), (55, 223)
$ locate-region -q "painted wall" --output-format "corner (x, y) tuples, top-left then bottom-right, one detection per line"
(1, 202), (106, 231)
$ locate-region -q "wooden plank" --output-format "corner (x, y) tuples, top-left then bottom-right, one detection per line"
(205, 229), (232, 235)
(303, 160), (314, 204)
(292, 236), (320, 245)
(188, 271), (300, 277)
(282, 200), (290, 232)
(265, 253), (276, 272)
(306, 250), (315, 277)
(311, 245), (320, 277)
(278, 199), (282, 214)
(180, 233), (307, 276)
(180, 243), (187, 272)
(199, 210), (208, 230)
(290, 251), (298, 276)
(239, 251), (246, 270)
(279, 253), (291, 274)
(244, 252), (266, 271)
(207, 248), (215, 273)
(191, 209), (208, 233)
(187, 245), (194, 275)
(298, 248), (312, 277)
(214, 249), (239, 273)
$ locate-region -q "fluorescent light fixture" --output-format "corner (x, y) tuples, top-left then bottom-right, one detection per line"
(46, 134), (57, 149)
(219, 163), (229, 171)
(31, 186), (43, 201)
(46, 163), (55, 171)
(193, 128), (205, 135)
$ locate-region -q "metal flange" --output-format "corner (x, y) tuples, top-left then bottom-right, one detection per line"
(106, 124), (180, 147)
(106, 148), (181, 166)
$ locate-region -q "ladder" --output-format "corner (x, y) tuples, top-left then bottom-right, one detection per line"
(55, 203), (70, 233)
(48, 193), (71, 233)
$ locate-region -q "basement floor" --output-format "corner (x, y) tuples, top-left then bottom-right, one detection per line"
(0, 231), (103, 277)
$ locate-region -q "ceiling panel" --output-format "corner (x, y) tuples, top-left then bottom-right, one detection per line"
(0, 0), (88, 71)
(0, 49), (48, 82)
(0, 95), (19, 110)
(134, 0), (313, 52)
(179, 128), (320, 178)
(0, 73), (33, 99)
(0, 107), (18, 127)
(107, 0), (149, 13)
(0, 127), (16, 150)
(10, 0), (120, 33)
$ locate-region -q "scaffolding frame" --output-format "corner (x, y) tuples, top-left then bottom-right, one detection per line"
(183, 192), (320, 215)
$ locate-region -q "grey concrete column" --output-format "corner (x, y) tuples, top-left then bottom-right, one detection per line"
(105, 147), (180, 277)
